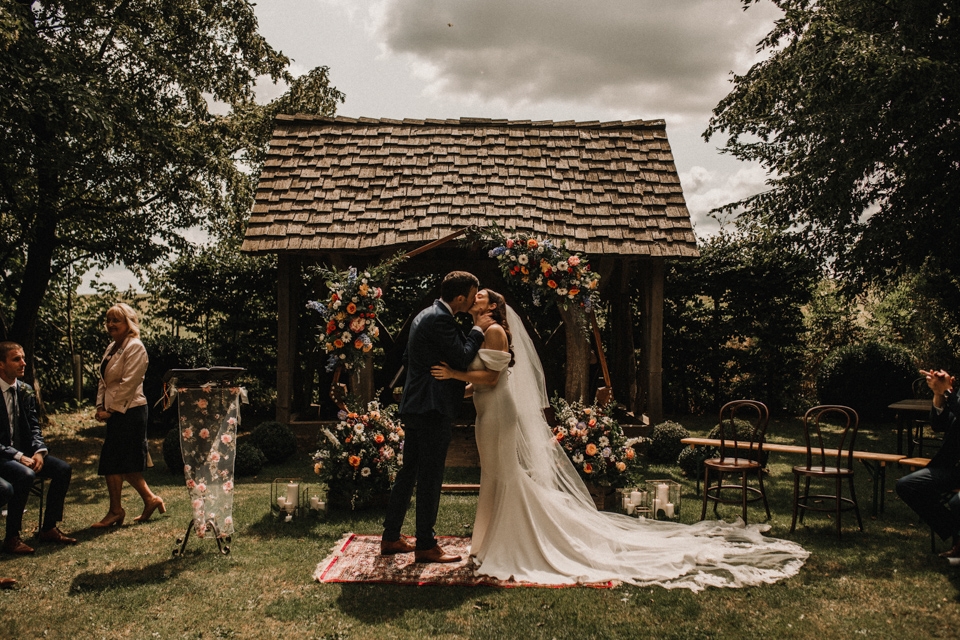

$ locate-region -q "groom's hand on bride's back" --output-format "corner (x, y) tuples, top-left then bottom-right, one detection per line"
(476, 312), (496, 332)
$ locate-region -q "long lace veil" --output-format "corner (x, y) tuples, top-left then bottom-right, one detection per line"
(505, 305), (597, 509)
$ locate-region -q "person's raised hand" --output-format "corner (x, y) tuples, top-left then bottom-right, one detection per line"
(476, 312), (496, 332)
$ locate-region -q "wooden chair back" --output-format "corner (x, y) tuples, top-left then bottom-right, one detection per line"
(717, 400), (769, 463)
(802, 405), (859, 472)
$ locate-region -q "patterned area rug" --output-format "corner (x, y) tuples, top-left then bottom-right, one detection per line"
(314, 534), (614, 588)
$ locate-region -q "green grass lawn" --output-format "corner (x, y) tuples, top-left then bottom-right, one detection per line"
(1, 409), (959, 639)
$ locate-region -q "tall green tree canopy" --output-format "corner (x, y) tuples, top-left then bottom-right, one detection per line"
(706, 0), (960, 286)
(0, 0), (342, 378)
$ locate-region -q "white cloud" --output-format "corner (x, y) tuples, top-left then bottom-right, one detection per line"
(375, 0), (779, 124)
(680, 164), (770, 234)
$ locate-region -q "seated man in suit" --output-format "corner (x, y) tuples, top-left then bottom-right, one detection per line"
(897, 368), (960, 559)
(0, 476), (17, 586)
(0, 341), (76, 554)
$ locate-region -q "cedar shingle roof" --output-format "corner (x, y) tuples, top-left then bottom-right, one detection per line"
(242, 115), (699, 258)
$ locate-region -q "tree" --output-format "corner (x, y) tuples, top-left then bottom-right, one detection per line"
(0, 1), (337, 386)
(706, 0), (960, 286)
(663, 221), (819, 414)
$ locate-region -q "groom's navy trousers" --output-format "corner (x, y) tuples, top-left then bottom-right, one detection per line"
(382, 299), (483, 550)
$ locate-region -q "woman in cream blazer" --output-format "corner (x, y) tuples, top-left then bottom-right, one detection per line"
(92, 303), (164, 528)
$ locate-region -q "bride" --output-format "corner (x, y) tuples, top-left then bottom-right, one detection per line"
(430, 289), (808, 591)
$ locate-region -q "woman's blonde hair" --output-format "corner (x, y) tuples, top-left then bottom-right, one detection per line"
(105, 302), (140, 338)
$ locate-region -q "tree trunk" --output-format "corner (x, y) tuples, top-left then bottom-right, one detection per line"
(559, 304), (590, 403)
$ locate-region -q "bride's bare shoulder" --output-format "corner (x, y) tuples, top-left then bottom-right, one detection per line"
(483, 324), (509, 350)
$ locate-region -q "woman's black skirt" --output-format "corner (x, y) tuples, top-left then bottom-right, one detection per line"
(98, 404), (148, 475)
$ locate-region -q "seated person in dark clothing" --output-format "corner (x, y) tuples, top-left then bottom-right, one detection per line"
(897, 369), (960, 558)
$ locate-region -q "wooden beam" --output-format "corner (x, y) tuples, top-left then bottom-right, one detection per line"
(640, 259), (664, 423)
(276, 254), (300, 423)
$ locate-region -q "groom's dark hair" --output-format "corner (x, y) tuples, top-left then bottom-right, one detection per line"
(440, 271), (479, 302)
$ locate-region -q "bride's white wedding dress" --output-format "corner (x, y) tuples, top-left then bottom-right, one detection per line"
(466, 307), (808, 591)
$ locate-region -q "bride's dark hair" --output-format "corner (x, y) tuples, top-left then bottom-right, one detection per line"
(483, 289), (515, 367)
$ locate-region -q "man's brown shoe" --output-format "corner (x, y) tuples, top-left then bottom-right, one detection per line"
(2, 537), (34, 555)
(940, 540), (960, 559)
(0, 578), (17, 589)
(414, 545), (461, 564)
(380, 537), (416, 556)
(37, 527), (77, 545)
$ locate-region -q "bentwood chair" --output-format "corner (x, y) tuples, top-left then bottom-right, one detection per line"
(791, 405), (863, 538)
(701, 400), (771, 524)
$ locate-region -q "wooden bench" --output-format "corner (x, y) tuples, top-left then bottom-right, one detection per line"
(681, 437), (905, 517)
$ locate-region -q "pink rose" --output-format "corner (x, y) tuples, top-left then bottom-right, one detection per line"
(199, 428), (210, 439)
(221, 434), (232, 444)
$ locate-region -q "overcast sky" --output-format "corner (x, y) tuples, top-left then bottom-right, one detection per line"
(89, 0), (780, 291)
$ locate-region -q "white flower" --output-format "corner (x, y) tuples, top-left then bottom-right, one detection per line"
(322, 428), (339, 447)
(557, 288), (568, 296)
(518, 254), (529, 265)
(342, 331), (352, 341)
(599, 436), (609, 447)
(573, 453), (584, 464)
(557, 260), (568, 271)
(360, 467), (371, 477)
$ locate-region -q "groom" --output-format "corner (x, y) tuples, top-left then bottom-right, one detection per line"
(381, 271), (493, 563)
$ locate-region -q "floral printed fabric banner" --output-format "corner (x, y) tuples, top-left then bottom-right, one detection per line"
(176, 385), (247, 538)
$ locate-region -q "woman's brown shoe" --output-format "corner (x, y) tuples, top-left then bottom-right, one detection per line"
(91, 510), (125, 528)
(134, 497), (166, 523)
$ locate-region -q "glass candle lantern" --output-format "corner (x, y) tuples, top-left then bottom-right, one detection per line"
(645, 479), (681, 520)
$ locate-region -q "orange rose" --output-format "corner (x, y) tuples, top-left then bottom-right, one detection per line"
(334, 339), (344, 348)
(568, 288), (580, 296)
(547, 280), (557, 289)
(354, 338), (364, 350)
(583, 463), (593, 474)
(521, 266), (529, 275)
(375, 434), (385, 444)
(616, 461), (626, 472)
(346, 303), (357, 314)
(625, 448), (635, 460)
(555, 432), (564, 442)
(348, 455), (361, 468)
(527, 238), (538, 248)
(585, 443), (598, 456)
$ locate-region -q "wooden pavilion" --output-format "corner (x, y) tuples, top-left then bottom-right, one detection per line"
(241, 115), (699, 425)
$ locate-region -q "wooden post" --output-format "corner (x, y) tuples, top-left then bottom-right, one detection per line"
(609, 260), (638, 415)
(276, 254), (300, 423)
(558, 304), (591, 403)
(640, 259), (664, 424)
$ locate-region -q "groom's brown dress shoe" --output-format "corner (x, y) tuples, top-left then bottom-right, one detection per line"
(414, 545), (461, 563)
(0, 577), (16, 589)
(380, 537), (416, 556)
(2, 536), (34, 555)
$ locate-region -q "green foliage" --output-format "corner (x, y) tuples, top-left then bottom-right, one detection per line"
(162, 428), (183, 474)
(816, 342), (917, 420)
(0, 1), (344, 397)
(677, 446), (711, 479)
(663, 223), (818, 414)
(234, 441), (266, 478)
(647, 421), (690, 464)
(707, 0), (960, 286)
(248, 421), (297, 464)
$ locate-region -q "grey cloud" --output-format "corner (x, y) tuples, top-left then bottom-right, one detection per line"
(377, 0), (779, 121)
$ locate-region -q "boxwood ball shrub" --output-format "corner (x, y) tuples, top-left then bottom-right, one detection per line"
(677, 418), (768, 477)
(248, 421), (297, 464)
(647, 421), (690, 463)
(163, 428), (184, 473)
(234, 441), (267, 477)
(816, 342), (916, 421)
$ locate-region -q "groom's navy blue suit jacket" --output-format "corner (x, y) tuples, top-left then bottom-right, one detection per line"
(398, 300), (484, 421)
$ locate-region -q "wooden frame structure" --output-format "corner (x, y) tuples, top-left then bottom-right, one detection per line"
(243, 116), (699, 424)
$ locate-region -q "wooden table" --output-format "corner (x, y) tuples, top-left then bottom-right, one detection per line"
(681, 437), (905, 517)
(888, 398), (933, 456)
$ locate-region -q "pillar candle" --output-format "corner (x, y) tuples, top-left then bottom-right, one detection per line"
(630, 489), (642, 505)
(626, 502), (636, 515)
(277, 496), (286, 509)
(651, 498), (660, 518)
(656, 483), (669, 506)
(310, 495), (320, 510)
(665, 502), (675, 518)
(286, 482), (299, 508)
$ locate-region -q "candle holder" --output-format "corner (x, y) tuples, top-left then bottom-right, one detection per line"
(300, 483), (327, 516)
(271, 477), (304, 520)
(645, 479), (681, 520)
(616, 486), (652, 518)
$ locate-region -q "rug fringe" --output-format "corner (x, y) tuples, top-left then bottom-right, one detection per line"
(313, 532), (355, 582)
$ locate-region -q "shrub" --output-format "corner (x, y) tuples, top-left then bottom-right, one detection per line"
(248, 421), (297, 464)
(234, 442), (266, 477)
(647, 421), (690, 463)
(677, 446), (712, 478)
(816, 342), (916, 421)
(162, 428), (184, 473)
